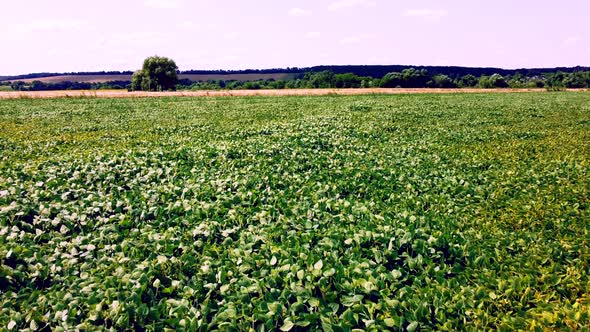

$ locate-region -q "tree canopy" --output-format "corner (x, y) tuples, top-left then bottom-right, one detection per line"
(132, 56), (178, 91)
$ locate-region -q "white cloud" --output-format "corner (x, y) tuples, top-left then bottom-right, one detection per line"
(306, 32), (321, 39)
(289, 7), (309, 17)
(403, 9), (448, 20)
(144, 0), (181, 9)
(340, 36), (361, 44)
(328, 0), (376, 11)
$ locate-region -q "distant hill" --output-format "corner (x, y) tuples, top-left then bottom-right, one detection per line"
(184, 65), (590, 78)
(2, 65), (589, 83)
(305, 65), (590, 78)
(1, 73), (294, 84)
(1, 71), (134, 81)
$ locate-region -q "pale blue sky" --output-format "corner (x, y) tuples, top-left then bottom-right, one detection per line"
(1, 0), (589, 75)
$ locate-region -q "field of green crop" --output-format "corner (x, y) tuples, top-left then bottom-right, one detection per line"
(1, 93), (589, 331)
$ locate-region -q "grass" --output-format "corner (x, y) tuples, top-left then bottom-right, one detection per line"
(0, 93), (589, 330)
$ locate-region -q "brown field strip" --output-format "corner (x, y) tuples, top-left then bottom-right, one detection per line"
(0, 88), (588, 99)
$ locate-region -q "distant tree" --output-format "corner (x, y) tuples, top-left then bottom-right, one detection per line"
(380, 72), (403, 88)
(333, 73), (363, 88)
(479, 74), (508, 88)
(401, 68), (429, 88)
(491, 74), (509, 88)
(427, 74), (456, 88)
(285, 79), (301, 89)
(304, 71), (335, 88)
(563, 71), (590, 88)
(458, 74), (478, 88)
(545, 71), (566, 88)
(242, 81), (262, 90)
(380, 68), (430, 88)
(10, 81), (25, 91)
(507, 73), (537, 88)
(528, 78), (545, 88)
(133, 56), (179, 91)
(270, 80), (286, 89)
(30, 80), (46, 91)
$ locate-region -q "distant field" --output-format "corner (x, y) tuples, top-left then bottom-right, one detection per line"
(0, 93), (588, 330)
(0, 73), (295, 84)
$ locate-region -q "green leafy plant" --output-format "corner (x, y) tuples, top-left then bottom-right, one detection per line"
(0, 93), (588, 330)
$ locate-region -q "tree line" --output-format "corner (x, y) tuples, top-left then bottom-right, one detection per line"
(174, 69), (590, 90)
(3, 63), (590, 91)
(4, 70), (590, 91)
(5, 65), (589, 82)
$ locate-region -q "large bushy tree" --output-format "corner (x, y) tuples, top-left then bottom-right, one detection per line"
(132, 56), (178, 91)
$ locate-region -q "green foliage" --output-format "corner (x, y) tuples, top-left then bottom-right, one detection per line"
(563, 71), (590, 88)
(8, 69), (590, 92)
(176, 73), (377, 91)
(10, 81), (25, 91)
(333, 73), (365, 88)
(134, 56), (179, 91)
(380, 69), (430, 88)
(401, 68), (429, 88)
(543, 71), (585, 89)
(131, 70), (146, 91)
(507, 73), (527, 88)
(304, 71), (336, 88)
(458, 74), (479, 88)
(8, 80), (130, 91)
(479, 74), (509, 88)
(380, 72), (404, 88)
(427, 74), (457, 88)
(0, 94), (589, 330)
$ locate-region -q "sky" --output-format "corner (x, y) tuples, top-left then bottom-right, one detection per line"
(1, 0), (589, 75)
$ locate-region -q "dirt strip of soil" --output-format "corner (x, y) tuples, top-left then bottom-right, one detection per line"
(1, 88), (586, 99)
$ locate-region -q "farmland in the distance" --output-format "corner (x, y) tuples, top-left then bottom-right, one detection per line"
(0, 73), (295, 84)
(0, 93), (589, 330)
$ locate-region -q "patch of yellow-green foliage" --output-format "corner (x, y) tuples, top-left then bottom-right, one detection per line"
(0, 93), (589, 331)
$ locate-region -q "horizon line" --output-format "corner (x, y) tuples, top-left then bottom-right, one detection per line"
(3, 63), (590, 78)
